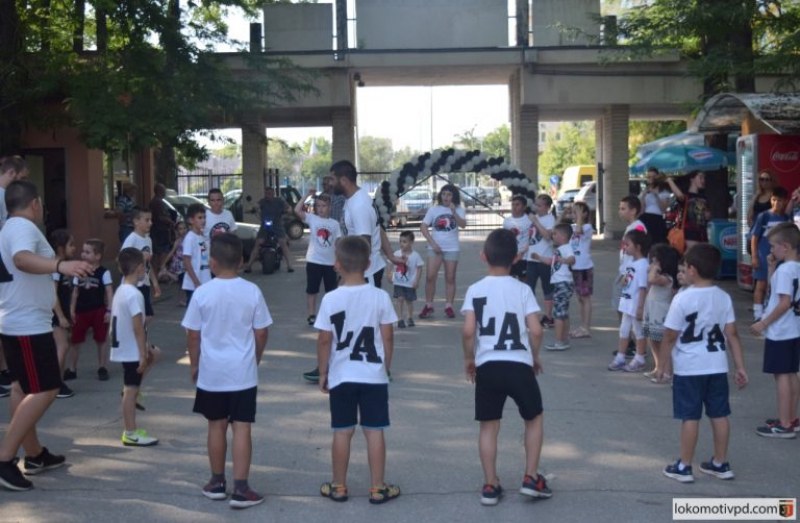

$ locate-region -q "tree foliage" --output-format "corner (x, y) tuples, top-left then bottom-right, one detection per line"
(538, 122), (596, 178)
(628, 120), (687, 162)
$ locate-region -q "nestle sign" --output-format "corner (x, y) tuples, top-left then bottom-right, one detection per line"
(769, 142), (800, 172)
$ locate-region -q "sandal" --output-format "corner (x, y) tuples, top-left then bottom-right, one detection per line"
(320, 482), (348, 502)
(369, 483), (401, 505)
(569, 327), (591, 339)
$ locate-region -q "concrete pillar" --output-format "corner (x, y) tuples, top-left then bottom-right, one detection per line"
(601, 104), (630, 238)
(331, 107), (356, 164)
(241, 119), (266, 225)
(509, 71), (539, 186)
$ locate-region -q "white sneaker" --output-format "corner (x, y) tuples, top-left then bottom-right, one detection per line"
(624, 359), (647, 372)
(544, 342), (570, 351)
(121, 429), (159, 447)
(608, 358), (626, 371)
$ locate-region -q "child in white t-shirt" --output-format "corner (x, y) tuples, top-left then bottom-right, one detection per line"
(608, 229), (650, 372)
(204, 188), (238, 239)
(121, 208), (161, 322)
(295, 191), (342, 326)
(461, 229), (551, 506)
(182, 203), (211, 305)
(526, 194), (556, 327)
(389, 231), (424, 328)
(182, 233), (272, 509)
(502, 195), (532, 281)
(569, 202), (594, 339)
(661, 244), (747, 483)
(109, 248), (161, 448)
(532, 223), (575, 351)
(614, 196), (647, 311)
(643, 244), (680, 385)
(751, 223), (800, 438)
(315, 236), (400, 505)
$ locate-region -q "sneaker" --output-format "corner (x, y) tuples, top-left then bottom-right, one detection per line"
(756, 424), (797, 439)
(307, 315), (316, 326)
(0, 369), (11, 386)
(23, 447), (65, 475)
(642, 370), (657, 379)
(520, 473), (552, 498)
(663, 460), (694, 483)
(0, 458), (33, 491)
(397, 319), (406, 329)
(544, 342), (570, 351)
(63, 369), (77, 381)
(56, 383), (74, 399)
(229, 488), (265, 509)
(202, 480), (228, 500)
(699, 459), (735, 480)
(0, 385), (9, 398)
(764, 417), (800, 432)
(540, 316), (554, 329)
(302, 368), (320, 383)
(607, 357), (626, 371)
(623, 359), (646, 372)
(97, 367), (109, 381)
(444, 306), (455, 319)
(121, 429), (159, 447)
(419, 305), (434, 319)
(480, 483), (503, 506)
(407, 318), (415, 327)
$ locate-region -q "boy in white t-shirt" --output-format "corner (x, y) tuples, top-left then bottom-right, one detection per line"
(120, 208), (161, 322)
(294, 191), (342, 325)
(609, 230), (651, 372)
(502, 195), (532, 281)
(109, 248), (161, 448)
(532, 223), (575, 351)
(182, 203), (211, 305)
(389, 231), (424, 328)
(614, 196), (647, 311)
(315, 236), (400, 505)
(462, 229), (551, 506)
(661, 244), (748, 483)
(751, 223), (800, 438)
(526, 195), (556, 327)
(182, 233), (272, 509)
(204, 188), (237, 240)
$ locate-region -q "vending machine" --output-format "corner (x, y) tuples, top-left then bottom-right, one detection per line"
(736, 134), (800, 289)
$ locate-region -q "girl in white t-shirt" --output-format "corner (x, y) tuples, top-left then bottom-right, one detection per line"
(569, 201), (594, 338)
(526, 194), (556, 326)
(419, 184), (467, 319)
(643, 244), (680, 384)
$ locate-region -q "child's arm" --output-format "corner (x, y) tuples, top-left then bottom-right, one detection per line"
(149, 265), (161, 297)
(183, 254), (201, 288)
(70, 285), (78, 321)
(294, 190), (312, 221)
(254, 327), (268, 365)
(380, 227), (404, 264)
(317, 330), (333, 393)
(451, 204), (467, 228)
(750, 234), (760, 268)
(186, 328), (201, 382)
(462, 311), (477, 382)
(724, 322), (748, 389)
(132, 313), (149, 374)
(661, 328), (678, 376)
(562, 255), (576, 266)
(164, 238), (180, 266)
(751, 293), (791, 335)
(530, 215), (552, 240)
(412, 259), (423, 289)
(380, 322), (393, 375)
(636, 284), (647, 321)
(104, 285), (114, 323)
(53, 281), (70, 328)
(526, 312), (544, 375)
(648, 263), (671, 286)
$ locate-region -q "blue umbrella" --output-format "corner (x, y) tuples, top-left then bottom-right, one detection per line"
(630, 145), (728, 175)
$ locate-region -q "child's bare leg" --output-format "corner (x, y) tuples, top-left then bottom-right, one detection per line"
(479, 420), (501, 485)
(649, 339), (661, 373)
(53, 327), (69, 371)
(679, 420), (699, 466)
(395, 299), (404, 321)
(775, 374), (798, 426)
(555, 318), (568, 343)
(791, 373), (800, 421)
(307, 293), (317, 317)
(406, 299), (414, 320)
(122, 386), (139, 432)
(635, 335), (647, 357)
(231, 421), (252, 482)
(753, 280), (766, 310)
(96, 340), (109, 369)
(543, 299), (553, 319)
(207, 419), (228, 477)
(709, 417), (729, 464)
(580, 295), (592, 331)
(364, 428), (386, 487)
(615, 337), (628, 358)
(524, 414), (544, 477)
(332, 428), (355, 485)
(67, 342), (81, 372)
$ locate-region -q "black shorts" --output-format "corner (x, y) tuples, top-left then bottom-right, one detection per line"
(138, 285), (154, 317)
(122, 361), (143, 387)
(306, 262), (338, 295)
(763, 338), (800, 374)
(329, 382), (389, 430)
(510, 260), (527, 279)
(475, 361), (543, 421)
(0, 333), (61, 394)
(526, 261), (554, 300)
(193, 386), (257, 423)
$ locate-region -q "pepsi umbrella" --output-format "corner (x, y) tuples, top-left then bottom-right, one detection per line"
(630, 145), (728, 175)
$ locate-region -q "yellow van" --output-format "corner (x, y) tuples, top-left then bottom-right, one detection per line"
(559, 165), (596, 195)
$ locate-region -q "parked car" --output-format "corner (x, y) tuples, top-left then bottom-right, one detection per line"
(461, 186), (486, 208)
(223, 187), (305, 240)
(554, 188), (580, 219)
(162, 194), (258, 259)
(395, 188), (434, 226)
(574, 181), (596, 214)
(480, 186), (502, 206)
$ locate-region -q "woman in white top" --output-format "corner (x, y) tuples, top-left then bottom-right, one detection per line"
(639, 168), (670, 244)
(419, 184), (467, 319)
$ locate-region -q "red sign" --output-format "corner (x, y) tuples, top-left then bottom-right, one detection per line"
(768, 141), (800, 173)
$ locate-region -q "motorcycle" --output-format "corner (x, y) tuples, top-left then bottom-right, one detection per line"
(259, 219), (283, 275)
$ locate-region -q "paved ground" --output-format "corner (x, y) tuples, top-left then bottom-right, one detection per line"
(0, 232), (796, 522)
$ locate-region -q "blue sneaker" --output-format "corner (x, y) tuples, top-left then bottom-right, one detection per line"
(520, 473), (552, 498)
(699, 459), (735, 480)
(480, 483), (503, 506)
(663, 460), (694, 483)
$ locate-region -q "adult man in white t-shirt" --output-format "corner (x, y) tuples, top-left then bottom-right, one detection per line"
(0, 180), (92, 491)
(204, 188), (237, 240)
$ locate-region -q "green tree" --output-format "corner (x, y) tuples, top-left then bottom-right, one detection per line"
(358, 135), (394, 173)
(538, 121), (596, 179)
(629, 120), (687, 162)
(481, 124), (510, 161)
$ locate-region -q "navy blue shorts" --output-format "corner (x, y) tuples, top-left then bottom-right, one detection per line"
(672, 373), (730, 421)
(138, 285), (154, 317)
(329, 382), (389, 430)
(475, 361), (543, 421)
(193, 386), (257, 423)
(763, 338), (800, 374)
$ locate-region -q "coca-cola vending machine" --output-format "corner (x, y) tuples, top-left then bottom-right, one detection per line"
(736, 134), (800, 289)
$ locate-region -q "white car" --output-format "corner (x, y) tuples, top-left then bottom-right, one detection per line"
(574, 181), (596, 213)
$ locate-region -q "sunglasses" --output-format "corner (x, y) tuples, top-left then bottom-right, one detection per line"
(759, 177), (772, 182)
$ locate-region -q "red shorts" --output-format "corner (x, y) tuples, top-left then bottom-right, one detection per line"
(71, 308), (109, 344)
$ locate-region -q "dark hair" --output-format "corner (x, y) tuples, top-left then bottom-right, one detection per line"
(649, 243), (680, 289)
(131, 207), (151, 221)
(49, 229), (73, 254)
(400, 230), (415, 241)
(186, 203), (206, 219)
(330, 160), (358, 184)
(118, 247), (144, 276)
(623, 229), (650, 257)
(772, 186), (789, 200)
(5, 180), (38, 213)
(620, 195), (642, 215)
(687, 170), (703, 181)
(208, 188), (223, 198)
(336, 235), (370, 273)
(647, 167), (660, 176)
(210, 232), (242, 270)
(683, 243), (721, 280)
(553, 222), (572, 240)
(511, 195), (527, 206)
(767, 222), (800, 249)
(437, 184), (461, 206)
(85, 238), (105, 257)
(483, 228), (517, 268)
(0, 155), (27, 177)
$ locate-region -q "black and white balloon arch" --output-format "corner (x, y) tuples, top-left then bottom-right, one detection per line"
(374, 148), (538, 225)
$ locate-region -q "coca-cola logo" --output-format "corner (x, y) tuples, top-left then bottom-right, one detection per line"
(769, 142), (800, 173)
